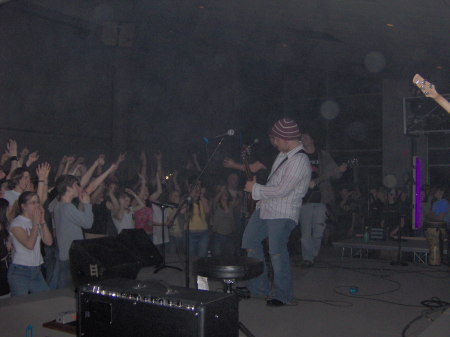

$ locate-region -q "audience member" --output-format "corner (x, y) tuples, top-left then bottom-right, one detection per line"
(186, 183), (210, 257)
(0, 198), (11, 297)
(54, 175), (93, 288)
(7, 192), (53, 296)
(210, 185), (237, 256)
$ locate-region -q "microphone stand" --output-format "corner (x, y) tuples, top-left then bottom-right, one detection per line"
(153, 201), (183, 274)
(184, 137), (227, 288)
(391, 215), (408, 266)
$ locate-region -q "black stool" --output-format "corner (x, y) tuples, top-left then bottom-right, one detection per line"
(194, 256), (264, 337)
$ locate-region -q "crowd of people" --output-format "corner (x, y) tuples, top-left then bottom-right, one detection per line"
(0, 118), (448, 303)
(0, 138), (247, 298)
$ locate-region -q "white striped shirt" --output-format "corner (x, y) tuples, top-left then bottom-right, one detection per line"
(252, 144), (311, 223)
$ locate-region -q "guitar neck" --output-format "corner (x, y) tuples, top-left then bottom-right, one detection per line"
(243, 159), (253, 181)
(312, 158), (357, 187)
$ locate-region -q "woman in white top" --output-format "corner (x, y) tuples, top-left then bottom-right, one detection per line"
(8, 192), (53, 296)
(108, 188), (145, 234)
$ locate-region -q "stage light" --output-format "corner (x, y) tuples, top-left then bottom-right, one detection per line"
(415, 157), (421, 229)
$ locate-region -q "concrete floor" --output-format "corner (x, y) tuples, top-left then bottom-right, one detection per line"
(139, 247), (450, 337)
(1, 246), (448, 337)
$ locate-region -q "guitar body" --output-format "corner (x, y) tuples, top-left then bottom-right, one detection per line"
(303, 158), (359, 204)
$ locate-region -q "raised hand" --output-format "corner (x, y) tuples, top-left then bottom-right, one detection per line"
(6, 139), (18, 157)
(73, 156), (85, 165)
(116, 152), (126, 165)
(223, 157), (236, 169)
(66, 156), (76, 166)
(80, 188), (91, 204)
(96, 154), (106, 166)
(25, 151), (39, 167)
(36, 162), (51, 181)
(124, 187), (136, 196)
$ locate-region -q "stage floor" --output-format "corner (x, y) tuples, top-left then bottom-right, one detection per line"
(332, 237), (448, 264)
(0, 247), (449, 337)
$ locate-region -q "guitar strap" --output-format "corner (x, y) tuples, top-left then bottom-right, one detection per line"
(266, 149), (305, 183)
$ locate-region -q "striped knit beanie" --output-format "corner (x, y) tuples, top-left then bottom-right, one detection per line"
(270, 118), (301, 140)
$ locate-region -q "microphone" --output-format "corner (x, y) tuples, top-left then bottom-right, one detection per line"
(215, 129), (235, 138)
(203, 129), (236, 143)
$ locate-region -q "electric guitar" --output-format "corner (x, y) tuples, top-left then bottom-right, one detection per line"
(304, 158), (359, 203)
(413, 74), (438, 99)
(241, 144), (257, 216)
(413, 73), (450, 114)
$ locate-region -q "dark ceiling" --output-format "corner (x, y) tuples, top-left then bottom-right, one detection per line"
(4, 0), (450, 82)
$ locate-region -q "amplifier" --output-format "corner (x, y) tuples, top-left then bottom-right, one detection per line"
(77, 278), (238, 337)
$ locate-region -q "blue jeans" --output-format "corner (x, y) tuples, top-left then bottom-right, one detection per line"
(189, 231), (209, 257)
(7, 264), (50, 297)
(300, 203), (327, 262)
(44, 245), (59, 289)
(55, 260), (73, 289)
(242, 209), (296, 303)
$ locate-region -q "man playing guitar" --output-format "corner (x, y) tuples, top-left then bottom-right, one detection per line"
(242, 118), (311, 306)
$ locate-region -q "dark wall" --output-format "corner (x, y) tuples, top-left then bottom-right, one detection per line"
(0, 2), (412, 188)
(0, 5), (114, 163)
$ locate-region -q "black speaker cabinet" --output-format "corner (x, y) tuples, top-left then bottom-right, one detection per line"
(69, 237), (142, 287)
(117, 229), (163, 267)
(77, 278), (238, 337)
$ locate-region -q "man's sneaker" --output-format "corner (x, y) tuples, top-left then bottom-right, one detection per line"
(266, 298), (298, 307)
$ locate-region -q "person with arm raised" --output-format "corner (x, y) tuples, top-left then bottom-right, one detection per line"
(53, 175), (93, 288)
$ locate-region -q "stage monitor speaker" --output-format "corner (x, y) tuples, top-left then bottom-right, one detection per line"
(69, 237), (142, 287)
(77, 278), (238, 337)
(116, 229), (163, 267)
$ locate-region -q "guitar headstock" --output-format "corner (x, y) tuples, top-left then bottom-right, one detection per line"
(347, 158), (359, 168)
(413, 74), (439, 99)
(240, 145), (252, 161)
(240, 139), (259, 161)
